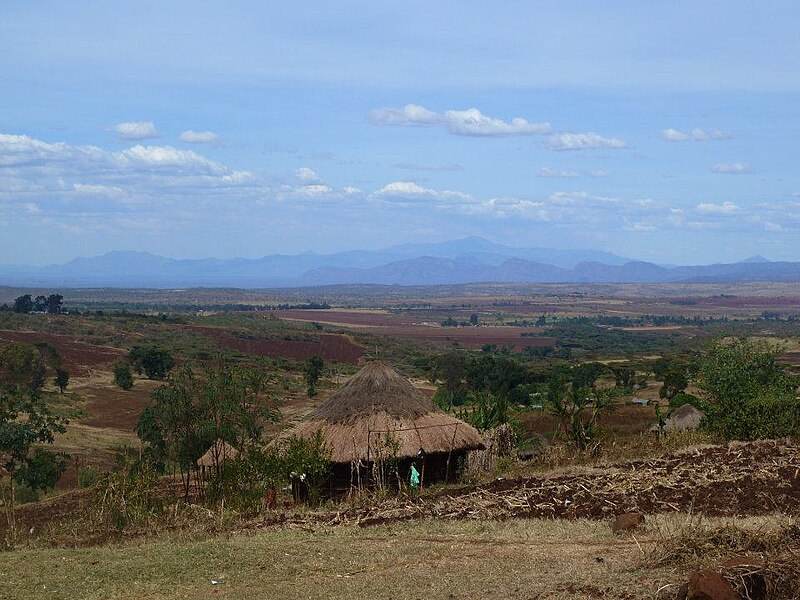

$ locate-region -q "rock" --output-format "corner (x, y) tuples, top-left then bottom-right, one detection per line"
(676, 582), (689, 600)
(720, 557), (766, 600)
(611, 512), (645, 533)
(687, 570), (739, 600)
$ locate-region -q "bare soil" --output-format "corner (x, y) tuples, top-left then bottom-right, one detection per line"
(0, 329), (125, 376)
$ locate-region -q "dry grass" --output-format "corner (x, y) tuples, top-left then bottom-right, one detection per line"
(0, 516), (681, 600)
(648, 514), (800, 598)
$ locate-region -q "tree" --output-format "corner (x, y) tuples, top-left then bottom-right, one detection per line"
(138, 362), (277, 498)
(659, 370), (688, 401)
(0, 382), (67, 530)
(469, 313), (479, 326)
(305, 355), (324, 397)
(45, 294), (64, 315)
(33, 295), (47, 313)
(54, 368), (70, 394)
(0, 343), (46, 392)
(12, 294), (32, 314)
(129, 346), (175, 380)
(113, 362), (134, 390)
(697, 338), (800, 440)
(438, 352), (466, 398)
(545, 373), (611, 451)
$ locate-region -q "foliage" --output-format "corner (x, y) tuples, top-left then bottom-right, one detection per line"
(77, 465), (104, 489)
(138, 362), (277, 498)
(113, 362), (134, 390)
(668, 392), (704, 412)
(54, 368), (70, 394)
(95, 459), (162, 531)
(456, 391), (511, 431)
(0, 343), (46, 392)
(697, 338), (800, 440)
(129, 346), (175, 380)
(279, 431), (331, 506)
(545, 374), (612, 450)
(305, 355), (324, 397)
(660, 369), (688, 400)
(206, 445), (284, 512)
(12, 295), (32, 314)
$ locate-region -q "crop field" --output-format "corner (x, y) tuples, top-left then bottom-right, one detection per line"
(2, 282), (800, 598)
(276, 309), (556, 349)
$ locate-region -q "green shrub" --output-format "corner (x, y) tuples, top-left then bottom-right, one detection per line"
(77, 465), (103, 488)
(698, 338), (800, 440)
(206, 446), (284, 512)
(113, 362), (134, 390)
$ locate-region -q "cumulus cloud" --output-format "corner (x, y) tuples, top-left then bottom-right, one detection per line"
(179, 130), (221, 145)
(712, 162), (750, 174)
(546, 132), (627, 151)
(294, 167), (320, 182)
(106, 121), (160, 141)
(696, 201), (739, 214)
(375, 181), (471, 202)
(370, 104), (550, 136)
(662, 128), (732, 142)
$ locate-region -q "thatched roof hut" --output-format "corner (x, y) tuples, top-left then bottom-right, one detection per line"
(197, 439), (239, 469)
(277, 361), (484, 465)
(650, 403), (704, 434)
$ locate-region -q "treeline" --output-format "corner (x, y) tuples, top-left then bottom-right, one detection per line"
(2, 294), (64, 314)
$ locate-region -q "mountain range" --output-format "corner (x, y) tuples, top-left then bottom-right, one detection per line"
(0, 237), (794, 288)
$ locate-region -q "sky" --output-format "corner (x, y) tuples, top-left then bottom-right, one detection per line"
(1, 1), (800, 266)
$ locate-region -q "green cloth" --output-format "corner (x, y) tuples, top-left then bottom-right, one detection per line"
(409, 464), (420, 488)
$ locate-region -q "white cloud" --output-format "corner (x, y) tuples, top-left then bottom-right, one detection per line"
(369, 104), (439, 127)
(375, 181), (471, 202)
(696, 201), (739, 214)
(537, 167), (608, 178)
(441, 108), (551, 136)
(546, 132), (627, 151)
(73, 183), (124, 196)
(106, 121), (160, 141)
(537, 167), (579, 178)
(370, 104), (550, 136)
(662, 128), (732, 142)
(712, 162), (750, 174)
(624, 221), (657, 232)
(24, 202), (41, 214)
(764, 221), (783, 231)
(294, 167), (320, 182)
(179, 130), (220, 145)
(112, 145), (224, 173)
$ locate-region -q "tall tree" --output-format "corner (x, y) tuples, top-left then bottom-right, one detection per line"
(45, 294), (64, 315)
(54, 368), (70, 394)
(129, 346), (175, 380)
(12, 295), (32, 314)
(305, 355), (324, 397)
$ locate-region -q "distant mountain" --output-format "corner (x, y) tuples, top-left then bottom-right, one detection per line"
(1, 238), (800, 288)
(740, 255), (771, 264)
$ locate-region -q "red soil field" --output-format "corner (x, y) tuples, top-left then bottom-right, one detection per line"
(190, 326), (365, 364)
(0, 330), (125, 376)
(275, 310), (556, 349)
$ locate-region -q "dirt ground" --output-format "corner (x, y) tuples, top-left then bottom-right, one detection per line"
(0, 329), (125, 376)
(188, 325), (365, 363)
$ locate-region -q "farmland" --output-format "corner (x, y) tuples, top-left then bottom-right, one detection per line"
(1, 282), (800, 598)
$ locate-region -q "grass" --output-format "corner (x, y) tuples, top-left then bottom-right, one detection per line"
(0, 516), (690, 600)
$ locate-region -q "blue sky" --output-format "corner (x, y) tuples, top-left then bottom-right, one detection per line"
(2, 1), (799, 265)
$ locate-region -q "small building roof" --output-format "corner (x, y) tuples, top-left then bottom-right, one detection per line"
(275, 361), (485, 463)
(197, 439), (239, 468)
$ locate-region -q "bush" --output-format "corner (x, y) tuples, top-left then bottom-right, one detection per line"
(77, 465), (103, 488)
(206, 446), (284, 512)
(668, 392), (704, 412)
(698, 338), (800, 440)
(128, 346), (175, 380)
(113, 362), (134, 390)
(95, 459), (162, 531)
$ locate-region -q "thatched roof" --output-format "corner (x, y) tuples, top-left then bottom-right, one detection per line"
(197, 439), (239, 468)
(276, 361), (485, 463)
(650, 403), (704, 433)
